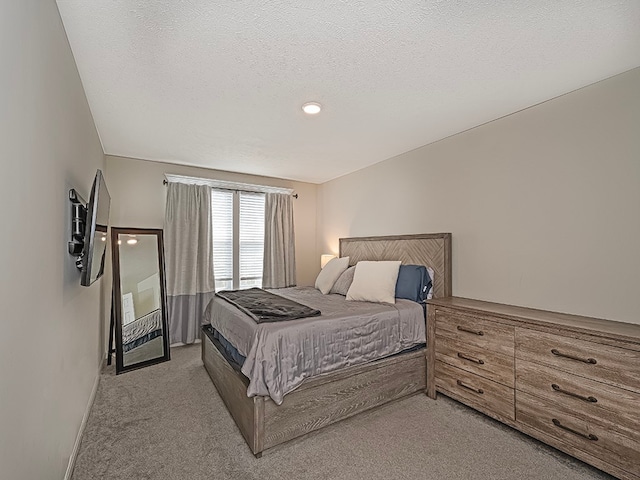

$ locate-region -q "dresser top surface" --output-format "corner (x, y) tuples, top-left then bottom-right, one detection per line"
(428, 296), (640, 345)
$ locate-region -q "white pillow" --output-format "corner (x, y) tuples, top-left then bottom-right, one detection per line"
(427, 266), (434, 300)
(315, 256), (350, 294)
(346, 261), (402, 304)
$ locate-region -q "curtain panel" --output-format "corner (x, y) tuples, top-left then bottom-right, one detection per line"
(164, 183), (215, 344)
(262, 193), (296, 288)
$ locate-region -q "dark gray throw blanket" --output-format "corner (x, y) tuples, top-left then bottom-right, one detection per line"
(215, 288), (321, 323)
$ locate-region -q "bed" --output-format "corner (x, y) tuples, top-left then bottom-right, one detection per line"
(201, 233), (452, 456)
(122, 308), (163, 352)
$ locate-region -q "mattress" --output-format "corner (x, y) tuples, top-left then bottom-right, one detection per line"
(122, 309), (163, 352)
(203, 286), (426, 405)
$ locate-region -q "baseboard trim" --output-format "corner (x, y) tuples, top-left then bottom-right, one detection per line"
(170, 339), (201, 348)
(64, 372), (100, 480)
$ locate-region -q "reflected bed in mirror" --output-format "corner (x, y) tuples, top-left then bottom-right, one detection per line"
(112, 227), (170, 373)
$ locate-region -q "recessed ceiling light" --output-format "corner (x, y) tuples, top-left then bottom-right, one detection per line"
(302, 102), (322, 115)
(127, 239), (138, 245)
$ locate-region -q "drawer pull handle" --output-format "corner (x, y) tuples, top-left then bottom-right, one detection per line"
(456, 325), (484, 336)
(550, 349), (597, 365)
(551, 418), (598, 441)
(457, 352), (485, 365)
(551, 384), (598, 403)
(456, 379), (484, 394)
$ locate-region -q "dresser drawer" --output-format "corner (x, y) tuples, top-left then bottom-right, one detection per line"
(435, 308), (514, 356)
(517, 390), (640, 477)
(516, 328), (640, 393)
(516, 359), (640, 440)
(436, 361), (514, 421)
(436, 335), (514, 387)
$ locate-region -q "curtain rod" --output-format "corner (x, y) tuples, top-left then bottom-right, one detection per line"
(162, 174), (298, 198)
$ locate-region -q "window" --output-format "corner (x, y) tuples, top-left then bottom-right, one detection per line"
(239, 192), (265, 289)
(211, 190), (233, 291)
(212, 189), (265, 291)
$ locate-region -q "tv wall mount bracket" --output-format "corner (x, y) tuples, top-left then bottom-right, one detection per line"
(68, 189), (87, 270)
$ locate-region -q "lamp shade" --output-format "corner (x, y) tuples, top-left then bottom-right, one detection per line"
(320, 254), (337, 269)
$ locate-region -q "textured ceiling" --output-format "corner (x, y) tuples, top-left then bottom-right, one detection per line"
(56, 1), (640, 184)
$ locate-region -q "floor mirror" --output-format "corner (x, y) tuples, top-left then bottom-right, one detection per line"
(111, 227), (170, 374)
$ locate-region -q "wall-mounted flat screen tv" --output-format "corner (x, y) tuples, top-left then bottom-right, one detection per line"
(80, 169), (111, 286)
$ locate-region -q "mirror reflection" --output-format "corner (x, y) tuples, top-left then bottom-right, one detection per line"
(112, 228), (170, 373)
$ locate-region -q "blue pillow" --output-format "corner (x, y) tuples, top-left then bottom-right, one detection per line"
(395, 265), (432, 303)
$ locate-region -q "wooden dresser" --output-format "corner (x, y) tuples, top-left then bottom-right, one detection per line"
(426, 297), (640, 480)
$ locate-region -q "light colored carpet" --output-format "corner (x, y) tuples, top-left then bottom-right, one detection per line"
(72, 345), (614, 480)
(123, 335), (165, 366)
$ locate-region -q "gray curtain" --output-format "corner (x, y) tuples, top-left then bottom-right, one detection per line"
(164, 183), (215, 344)
(262, 193), (296, 288)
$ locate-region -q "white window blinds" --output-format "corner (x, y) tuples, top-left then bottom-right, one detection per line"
(239, 192), (265, 289)
(212, 190), (233, 291)
(211, 189), (265, 291)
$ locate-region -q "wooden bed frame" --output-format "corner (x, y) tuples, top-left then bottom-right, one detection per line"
(201, 233), (452, 456)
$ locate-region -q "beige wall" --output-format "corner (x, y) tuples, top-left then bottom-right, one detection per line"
(0, 2), (106, 479)
(104, 156), (318, 286)
(318, 68), (640, 325)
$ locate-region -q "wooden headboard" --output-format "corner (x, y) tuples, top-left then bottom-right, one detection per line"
(339, 233), (452, 299)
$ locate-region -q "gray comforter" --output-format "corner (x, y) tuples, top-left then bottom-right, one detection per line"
(123, 309), (162, 345)
(203, 286), (425, 405)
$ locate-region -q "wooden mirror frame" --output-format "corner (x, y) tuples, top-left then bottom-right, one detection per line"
(111, 227), (170, 374)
